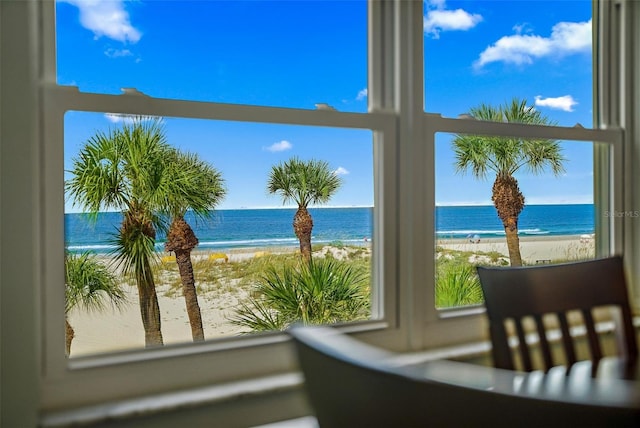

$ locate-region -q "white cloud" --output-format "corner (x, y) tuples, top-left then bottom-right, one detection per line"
(424, 1), (482, 38)
(356, 88), (368, 101)
(475, 19), (591, 68)
(424, 9), (483, 37)
(333, 167), (349, 176)
(104, 48), (133, 58)
(534, 95), (578, 112)
(60, 0), (141, 43)
(512, 23), (529, 34)
(265, 140), (292, 152)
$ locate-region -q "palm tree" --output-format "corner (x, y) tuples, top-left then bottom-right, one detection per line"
(163, 151), (226, 342)
(267, 157), (343, 261)
(65, 251), (126, 356)
(452, 98), (565, 266)
(66, 118), (173, 346)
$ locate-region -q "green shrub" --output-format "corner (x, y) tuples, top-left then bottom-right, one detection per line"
(435, 262), (484, 308)
(230, 258), (370, 332)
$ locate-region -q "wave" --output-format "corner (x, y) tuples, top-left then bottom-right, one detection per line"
(66, 244), (117, 252)
(436, 229), (505, 236)
(521, 229), (550, 235)
(67, 236), (371, 254)
(436, 228), (551, 237)
(197, 237), (299, 248)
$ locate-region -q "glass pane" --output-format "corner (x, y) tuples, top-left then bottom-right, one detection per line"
(64, 112), (375, 356)
(56, 0), (367, 112)
(424, 0), (593, 128)
(434, 130), (598, 309)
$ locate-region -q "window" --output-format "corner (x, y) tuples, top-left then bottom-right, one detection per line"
(416, 108), (622, 347)
(56, 0), (368, 112)
(1, 0), (636, 424)
(422, 1), (622, 314)
(41, 0), (400, 411)
(424, 0), (593, 128)
(63, 112), (378, 356)
(434, 131), (618, 311)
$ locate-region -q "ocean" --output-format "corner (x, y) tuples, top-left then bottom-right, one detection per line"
(65, 204), (595, 253)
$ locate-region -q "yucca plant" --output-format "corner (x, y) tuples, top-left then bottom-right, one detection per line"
(65, 251), (126, 355)
(230, 258), (370, 332)
(435, 262), (484, 308)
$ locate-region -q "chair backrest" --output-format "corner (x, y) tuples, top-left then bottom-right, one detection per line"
(289, 325), (639, 427)
(477, 256), (638, 372)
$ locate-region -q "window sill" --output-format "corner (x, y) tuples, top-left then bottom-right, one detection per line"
(40, 373), (304, 427)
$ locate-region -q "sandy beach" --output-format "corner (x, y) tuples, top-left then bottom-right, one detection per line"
(67, 247), (298, 357)
(67, 235), (594, 358)
(437, 234), (595, 264)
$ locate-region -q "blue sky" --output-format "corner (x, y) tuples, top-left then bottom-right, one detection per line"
(57, 0), (593, 211)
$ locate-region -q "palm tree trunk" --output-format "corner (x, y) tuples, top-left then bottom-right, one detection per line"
(503, 217), (523, 266)
(175, 249), (205, 341)
(492, 175), (525, 267)
(138, 265), (164, 346)
(122, 209), (164, 347)
(65, 318), (75, 356)
(293, 207), (313, 261)
(165, 216), (204, 341)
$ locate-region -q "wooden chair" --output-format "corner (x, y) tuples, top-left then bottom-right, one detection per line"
(477, 256), (638, 374)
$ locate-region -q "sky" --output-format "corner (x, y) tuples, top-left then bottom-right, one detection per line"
(57, 0), (594, 212)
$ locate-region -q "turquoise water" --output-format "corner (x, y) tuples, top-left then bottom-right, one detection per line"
(65, 204), (595, 253)
(435, 204), (595, 239)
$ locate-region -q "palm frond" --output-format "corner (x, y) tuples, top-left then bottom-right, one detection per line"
(452, 97), (565, 178)
(65, 251), (126, 314)
(267, 157), (343, 208)
(162, 149), (227, 220)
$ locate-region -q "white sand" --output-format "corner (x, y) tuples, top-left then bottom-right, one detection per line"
(437, 235), (595, 264)
(68, 282), (249, 356)
(67, 237), (593, 357)
(67, 249), (275, 357)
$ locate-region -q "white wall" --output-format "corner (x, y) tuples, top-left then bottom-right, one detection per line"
(0, 1), (40, 426)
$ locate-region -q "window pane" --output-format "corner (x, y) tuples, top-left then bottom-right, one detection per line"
(424, 0), (593, 128)
(64, 112), (375, 356)
(434, 131), (599, 309)
(55, 0), (368, 112)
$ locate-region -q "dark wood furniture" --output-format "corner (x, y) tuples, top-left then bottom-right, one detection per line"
(477, 256), (638, 375)
(289, 325), (640, 428)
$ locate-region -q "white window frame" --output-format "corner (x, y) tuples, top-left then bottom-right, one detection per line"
(37, 0), (636, 411)
(417, 0), (630, 348)
(39, 0), (405, 412)
(1, 0), (638, 424)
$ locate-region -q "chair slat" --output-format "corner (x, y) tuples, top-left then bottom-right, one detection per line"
(491, 321), (514, 370)
(534, 315), (553, 372)
(477, 256), (638, 376)
(582, 309), (602, 363)
(615, 306), (639, 360)
(514, 318), (533, 371)
(557, 312), (577, 367)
